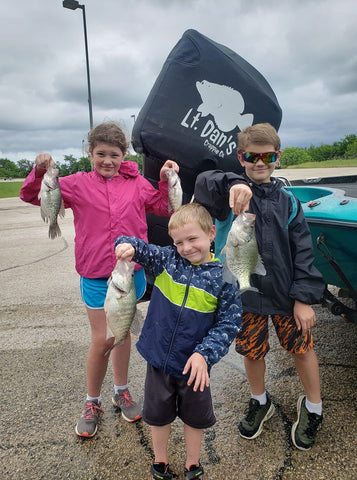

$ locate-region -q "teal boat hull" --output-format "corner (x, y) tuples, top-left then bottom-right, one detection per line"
(287, 185), (357, 321)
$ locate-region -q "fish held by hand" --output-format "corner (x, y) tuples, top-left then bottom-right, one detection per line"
(165, 167), (183, 212)
(104, 260), (141, 356)
(38, 165), (65, 239)
(221, 212), (266, 295)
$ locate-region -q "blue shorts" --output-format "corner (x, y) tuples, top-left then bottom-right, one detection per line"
(80, 268), (146, 310)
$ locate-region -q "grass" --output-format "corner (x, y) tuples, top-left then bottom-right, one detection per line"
(0, 181), (23, 198)
(283, 158), (357, 168)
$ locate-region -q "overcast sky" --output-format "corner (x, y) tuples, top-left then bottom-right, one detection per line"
(1, 0), (356, 165)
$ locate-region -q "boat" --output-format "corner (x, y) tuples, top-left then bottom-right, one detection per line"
(282, 177), (357, 322)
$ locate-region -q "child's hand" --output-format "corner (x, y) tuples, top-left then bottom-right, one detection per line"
(229, 184), (252, 214)
(294, 300), (316, 335)
(35, 153), (55, 177)
(183, 352), (209, 392)
(115, 243), (135, 261)
(159, 159), (180, 182)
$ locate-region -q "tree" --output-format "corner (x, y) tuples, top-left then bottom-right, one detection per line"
(0, 159), (20, 178)
(58, 155), (91, 176)
(345, 140), (357, 158)
(17, 159), (34, 177)
(280, 148), (312, 167)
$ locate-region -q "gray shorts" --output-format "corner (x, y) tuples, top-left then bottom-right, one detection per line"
(143, 364), (216, 429)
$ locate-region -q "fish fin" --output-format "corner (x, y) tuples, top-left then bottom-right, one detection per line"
(222, 260), (237, 284)
(130, 308), (144, 337)
(104, 336), (117, 356)
(253, 255), (266, 276)
(59, 199), (65, 218)
(236, 286), (259, 297)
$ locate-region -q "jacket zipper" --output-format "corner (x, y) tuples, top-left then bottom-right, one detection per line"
(163, 265), (194, 373)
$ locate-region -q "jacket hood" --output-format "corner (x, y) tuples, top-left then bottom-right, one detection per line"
(93, 160), (140, 182)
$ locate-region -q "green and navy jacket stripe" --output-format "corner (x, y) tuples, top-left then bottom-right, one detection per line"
(114, 236), (242, 379)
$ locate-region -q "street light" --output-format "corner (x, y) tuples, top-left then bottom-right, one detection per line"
(131, 114), (136, 125)
(63, 0), (93, 131)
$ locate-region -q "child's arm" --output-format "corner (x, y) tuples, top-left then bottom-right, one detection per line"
(115, 243), (135, 262)
(159, 159), (180, 181)
(293, 300), (316, 335)
(229, 183), (252, 215)
(114, 235), (171, 277)
(182, 353), (210, 393)
(194, 170), (251, 220)
(193, 284), (242, 370)
(288, 202), (325, 305)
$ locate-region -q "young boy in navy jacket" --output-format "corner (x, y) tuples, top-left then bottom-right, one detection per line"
(115, 202), (242, 480)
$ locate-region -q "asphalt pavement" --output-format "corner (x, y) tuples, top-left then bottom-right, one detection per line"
(1, 168), (357, 479)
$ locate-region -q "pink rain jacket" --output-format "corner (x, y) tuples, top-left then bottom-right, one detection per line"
(20, 161), (170, 278)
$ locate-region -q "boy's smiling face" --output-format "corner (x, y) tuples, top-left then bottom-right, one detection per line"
(238, 143), (281, 184)
(170, 221), (216, 265)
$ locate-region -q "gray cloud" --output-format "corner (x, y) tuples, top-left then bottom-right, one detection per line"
(0, 0), (356, 165)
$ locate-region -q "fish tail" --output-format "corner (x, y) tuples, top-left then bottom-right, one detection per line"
(48, 223), (61, 239)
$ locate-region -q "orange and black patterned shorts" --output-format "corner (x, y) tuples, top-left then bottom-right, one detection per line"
(235, 312), (314, 360)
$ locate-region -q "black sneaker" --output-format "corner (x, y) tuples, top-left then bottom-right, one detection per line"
(238, 396), (275, 439)
(112, 388), (142, 422)
(75, 400), (104, 438)
(184, 463), (205, 479)
(291, 395), (323, 450)
(150, 462), (174, 480)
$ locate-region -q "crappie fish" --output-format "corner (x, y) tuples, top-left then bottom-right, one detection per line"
(165, 167), (183, 212)
(38, 166), (65, 239)
(221, 212), (266, 295)
(104, 260), (138, 355)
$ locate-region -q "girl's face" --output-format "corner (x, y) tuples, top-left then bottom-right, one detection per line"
(170, 221), (216, 265)
(238, 142), (281, 185)
(91, 142), (126, 178)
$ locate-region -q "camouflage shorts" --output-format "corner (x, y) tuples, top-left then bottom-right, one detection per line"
(235, 312), (314, 360)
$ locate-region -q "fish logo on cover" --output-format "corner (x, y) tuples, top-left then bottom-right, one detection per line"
(181, 80), (254, 158)
(196, 80), (253, 132)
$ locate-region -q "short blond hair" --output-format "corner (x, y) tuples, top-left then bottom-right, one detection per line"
(237, 123), (281, 152)
(168, 202), (213, 234)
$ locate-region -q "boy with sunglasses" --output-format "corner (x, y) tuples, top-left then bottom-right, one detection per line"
(194, 123), (325, 451)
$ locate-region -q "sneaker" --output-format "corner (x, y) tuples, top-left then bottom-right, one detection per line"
(112, 388), (142, 422)
(75, 400), (104, 438)
(238, 396), (275, 439)
(184, 463), (205, 479)
(291, 395), (323, 451)
(150, 462), (174, 480)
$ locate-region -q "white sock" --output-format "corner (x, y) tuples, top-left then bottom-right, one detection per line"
(86, 394), (101, 404)
(305, 398), (322, 416)
(251, 391), (267, 405)
(114, 384), (128, 394)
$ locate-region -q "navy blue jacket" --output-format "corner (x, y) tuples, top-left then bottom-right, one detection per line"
(194, 170), (325, 315)
(114, 236), (242, 378)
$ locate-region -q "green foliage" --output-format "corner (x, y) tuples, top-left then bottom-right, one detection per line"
(17, 159), (34, 177)
(307, 134), (357, 162)
(345, 140), (357, 158)
(280, 147), (312, 167)
(0, 158), (21, 178)
(126, 153), (143, 173)
(58, 155), (92, 176)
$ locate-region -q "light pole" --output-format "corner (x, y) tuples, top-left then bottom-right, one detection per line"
(131, 114), (136, 126)
(63, 0), (93, 131)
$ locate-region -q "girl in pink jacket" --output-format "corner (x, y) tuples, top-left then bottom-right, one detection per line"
(20, 122), (178, 438)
